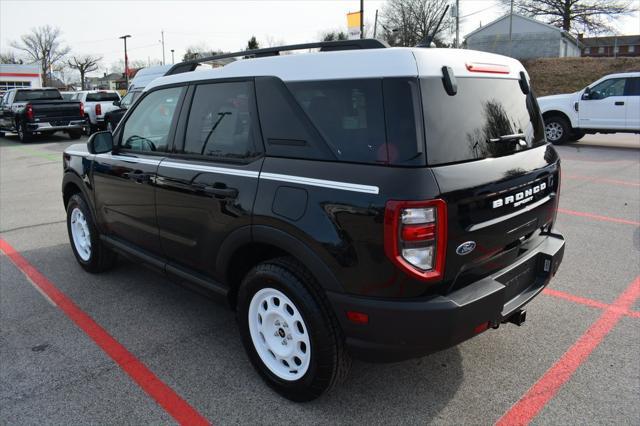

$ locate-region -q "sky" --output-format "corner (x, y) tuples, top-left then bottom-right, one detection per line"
(1, 0), (639, 81)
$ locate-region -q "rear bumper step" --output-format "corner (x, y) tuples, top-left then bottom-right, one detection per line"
(327, 233), (564, 362)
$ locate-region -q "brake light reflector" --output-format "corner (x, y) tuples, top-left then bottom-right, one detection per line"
(25, 103), (34, 121)
(95, 103), (102, 116)
(79, 101), (84, 117)
(384, 199), (447, 282)
(466, 62), (510, 74)
(346, 311), (369, 325)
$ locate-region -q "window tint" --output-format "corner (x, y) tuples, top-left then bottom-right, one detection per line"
(183, 82), (259, 160)
(120, 86), (184, 153)
(624, 77), (640, 96)
(287, 79), (386, 164)
(383, 78), (425, 166)
(14, 89), (62, 101)
(86, 92), (120, 102)
(421, 77), (545, 166)
(589, 78), (626, 99)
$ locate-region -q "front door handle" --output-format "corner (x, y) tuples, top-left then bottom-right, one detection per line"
(615, 101), (624, 106)
(194, 183), (238, 198)
(124, 171), (150, 183)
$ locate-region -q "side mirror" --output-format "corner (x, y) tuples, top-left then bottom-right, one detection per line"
(87, 131), (113, 154)
(582, 87), (591, 100)
(112, 100), (121, 107)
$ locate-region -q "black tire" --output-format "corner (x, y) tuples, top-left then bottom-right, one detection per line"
(0, 131), (5, 137)
(544, 115), (571, 145)
(66, 193), (116, 273)
(569, 130), (586, 141)
(68, 130), (82, 140)
(17, 121), (32, 143)
(237, 257), (351, 402)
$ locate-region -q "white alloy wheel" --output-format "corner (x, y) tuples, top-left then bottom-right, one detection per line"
(70, 207), (92, 261)
(248, 288), (311, 381)
(545, 121), (563, 142)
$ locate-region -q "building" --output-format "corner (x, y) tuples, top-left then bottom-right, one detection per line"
(85, 72), (123, 90)
(581, 35), (640, 57)
(465, 13), (582, 60)
(0, 64), (42, 95)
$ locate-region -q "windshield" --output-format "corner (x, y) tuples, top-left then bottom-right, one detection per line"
(421, 77), (545, 166)
(86, 92), (120, 102)
(14, 89), (62, 101)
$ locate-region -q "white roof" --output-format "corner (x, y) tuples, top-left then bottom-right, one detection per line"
(145, 47), (527, 91)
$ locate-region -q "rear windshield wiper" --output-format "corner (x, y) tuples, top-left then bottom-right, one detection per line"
(489, 133), (527, 147)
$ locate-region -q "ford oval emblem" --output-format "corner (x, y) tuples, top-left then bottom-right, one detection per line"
(456, 241), (476, 256)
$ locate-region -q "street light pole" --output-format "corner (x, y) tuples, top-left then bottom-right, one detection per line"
(360, 0), (364, 39)
(171, 49), (175, 64)
(161, 30), (166, 65)
(119, 34), (131, 89)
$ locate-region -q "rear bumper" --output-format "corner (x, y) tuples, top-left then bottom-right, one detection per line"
(27, 120), (85, 132)
(327, 233), (565, 362)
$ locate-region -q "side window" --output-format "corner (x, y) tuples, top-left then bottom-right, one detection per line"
(182, 81), (259, 160)
(624, 77), (640, 96)
(120, 86), (184, 153)
(590, 78), (626, 99)
(287, 79), (385, 163)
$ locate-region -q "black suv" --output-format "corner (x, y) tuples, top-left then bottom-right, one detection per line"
(62, 40), (565, 401)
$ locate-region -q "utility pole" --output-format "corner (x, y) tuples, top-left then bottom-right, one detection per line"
(455, 0), (459, 48)
(171, 49), (175, 64)
(161, 30), (166, 65)
(509, 0), (514, 57)
(119, 34), (131, 88)
(360, 0), (364, 39)
(373, 9), (378, 39)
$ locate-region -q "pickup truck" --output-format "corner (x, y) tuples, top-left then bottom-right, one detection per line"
(0, 88), (86, 142)
(538, 72), (640, 144)
(71, 90), (121, 134)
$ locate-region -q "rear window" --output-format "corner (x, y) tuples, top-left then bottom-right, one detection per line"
(86, 92), (120, 102)
(286, 78), (424, 166)
(14, 89), (62, 101)
(421, 77), (545, 166)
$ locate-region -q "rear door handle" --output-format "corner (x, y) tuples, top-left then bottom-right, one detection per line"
(194, 183), (238, 198)
(615, 101), (624, 106)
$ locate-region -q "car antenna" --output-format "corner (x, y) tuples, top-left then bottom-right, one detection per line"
(416, 5), (449, 48)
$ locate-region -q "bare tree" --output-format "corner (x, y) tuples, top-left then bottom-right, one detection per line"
(501, 0), (637, 34)
(380, 0), (453, 47)
(68, 55), (102, 90)
(0, 50), (23, 64)
(10, 25), (70, 86)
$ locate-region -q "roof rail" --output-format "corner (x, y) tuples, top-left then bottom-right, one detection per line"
(166, 39), (389, 76)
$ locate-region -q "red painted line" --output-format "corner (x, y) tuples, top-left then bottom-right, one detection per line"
(0, 239), (210, 426)
(543, 288), (640, 318)
(496, 276), (640, 426)
(0, 72), (40, 77)
(562, 174), (640, 188)
(558, 208), (640, 226)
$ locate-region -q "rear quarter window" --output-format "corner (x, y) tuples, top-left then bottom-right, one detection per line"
(285, 78), (425, 166)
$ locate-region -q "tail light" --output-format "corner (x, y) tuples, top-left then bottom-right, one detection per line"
(384, 199), (447, 282)
(25, 104), (34, 121)
(79, 101), (84, 117)
(95, 103), (102, 116)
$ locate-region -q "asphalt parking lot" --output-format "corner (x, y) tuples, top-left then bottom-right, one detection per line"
(1, 132), (638, 425)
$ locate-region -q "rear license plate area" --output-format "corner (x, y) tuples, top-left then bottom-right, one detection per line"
(496, 256), (538, 301)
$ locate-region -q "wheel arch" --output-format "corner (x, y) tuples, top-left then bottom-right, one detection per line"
(218, 225), (345, 309)
(542, 110), (575, 130)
